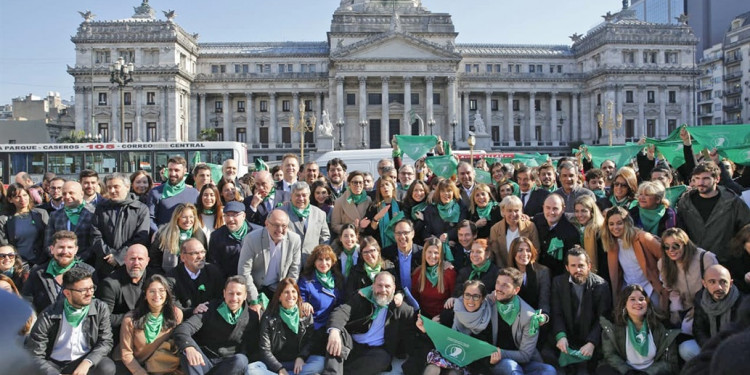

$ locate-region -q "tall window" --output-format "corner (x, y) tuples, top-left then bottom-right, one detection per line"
(534, 100), (540, 111)
(668, 91), (676, 103)
(260, 100), (268, 112)
(215, 101), (223, 113)
(146, 92), (156, 105)
(626, 91), (634, 103)
(282, 100), (291, 112)
(237, 101), (245, 112)
(513, 100), (519, 111)
(346, 93), (356, 105)
(124, 123), (133, 142)
(304, 100), (313, 111)
(98, 93), (107, 105)
(469, 99), (477, 111)
(647, 91), (655, 103)
(123, 92), (132, 106)
(98, 123), (109, 142)
(646, 119), (656, 137)
(491, 100), (499, 111)
(236, 128), (247, 143)
(433, 93), (441, 105)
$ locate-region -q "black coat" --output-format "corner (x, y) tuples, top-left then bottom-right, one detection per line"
(521, 188), (549, 218)
(259, 311), (316, 372)
(551, 272), (612, 347)
(166, 263), (225, 317)
(343, 259), (396, 298)
(382, 243), (423, 290)
(96, 267), (156, 333)
(45, 203), (96, 264)
(207, 225), (248, 278)
(417, 201), (469, 245)
(468, 204), (503, 239)
(22, 260), (95, 313)
(532, 213), (581, 277)
(91, 195), (150, 268)
(453, 262), (499, 298)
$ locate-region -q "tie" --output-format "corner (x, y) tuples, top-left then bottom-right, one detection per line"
(521, 193), (528, 207)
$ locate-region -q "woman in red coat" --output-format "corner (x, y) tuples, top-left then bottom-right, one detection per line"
(411, 237), (457, 317)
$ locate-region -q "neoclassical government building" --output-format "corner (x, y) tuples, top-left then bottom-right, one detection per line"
(68, 0), (699, 157)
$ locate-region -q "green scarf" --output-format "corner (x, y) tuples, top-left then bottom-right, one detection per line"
(410, 201), (428, 221)
(360, 285), (386, 320)
(475, 201), (497, 220)
(217, 302), (244, 325)
(593, 189), (607, 199)
(469, 259), (491, 280)
(346, 188), (368, 205)
(609, 195), (637, 209)
(547, 237), (565, 261)
(263, 187), (276, 203)
(63, 298), (89, 328)
(627, 318), (650, 356)
(442, 242), (455, 263)
(63, 203), (86, 226)
(342, 246), (358, 277)
(292, 204), (311, 219)
(639, 205), (666, 235)
(2, 267), (14, 277)
(144, 313), (163, 344)
(364, 262), (381, 281)
(46, 259), (78, 277)
(202, 209), (215, 215)
(425, 265), (439, 287)
(229, 221), (249, 241)
(380, 207), (402, 249)
(179, 228), (193, 247)
(161, 177), (187, 199)
(528, 309), (546, 335)
(315, 269), (335, 290)
(436, 200), (460, 224)
(279, 305), (300, 334)
(496, 296), (520, 326)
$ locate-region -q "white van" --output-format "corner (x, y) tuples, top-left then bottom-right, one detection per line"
(315, 149), (415, 177)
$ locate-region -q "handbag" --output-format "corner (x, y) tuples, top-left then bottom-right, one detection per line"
(144, 339), (182, 374)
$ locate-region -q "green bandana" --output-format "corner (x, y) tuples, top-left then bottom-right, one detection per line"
(217, 302), (244, 325)
(360, 285), (387, 320)
(627, 318), (650, 356)
(2, 267), (14, 278)
(528, 309), (546, 335)
(395, 135), (439, 161)
(263, 187), (276, 203)
(346, 188), (368, 205)
(639, 204), (666, 235)
(64, 203), (86, 226)
(292, 204), (311, 219)
(144, 313), (163, 344)
(380, 207), (403, 249)
(161, 177), (187, 199)
(410, 201), (428, 221)
(364, 262), (381, 281)
(63, 298), (90, 328)
(665, 185), (687, 208)
(279, 305), (300, 334)
(558, 349), (592, 367)
(469, 259), (491, 280)
(475, 201), (497, 220)
(608, 195), (635, 209)
(315, 269), (335, 290)
(46, 259), (78, 277)
(179, 228), (193, 247)
(342, 246), (358, 277)
(229, 221), (249, 241)
(547, 237), (564, 261)
(425, 265), (439, 287)
(202, 209), (215, 215)
(436, 200), (460, 224)
(496, 296), (520, 326)
(442, 242), (455, 263)
(593, 189), (607, 199)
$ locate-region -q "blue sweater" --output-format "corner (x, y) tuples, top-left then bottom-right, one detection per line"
(146, 185), (200, 232)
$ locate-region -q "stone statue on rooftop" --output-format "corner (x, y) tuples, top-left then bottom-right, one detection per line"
(78, 10), (95, 22)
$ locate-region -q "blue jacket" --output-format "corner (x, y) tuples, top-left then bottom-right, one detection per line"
(298, 274), (343, 330)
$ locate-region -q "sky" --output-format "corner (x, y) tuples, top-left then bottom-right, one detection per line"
(0, 0), (621, 106)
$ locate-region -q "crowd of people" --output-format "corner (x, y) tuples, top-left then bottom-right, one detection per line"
(1, 130), (750, 375)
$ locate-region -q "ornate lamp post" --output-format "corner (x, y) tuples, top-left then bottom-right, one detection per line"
(597, 100), (623, 146)
(359, 119), (368, 148)
(110, 57), (134, 142)
(336, 120), (345, 149)
(428, 118), (436, 135)
(467, 133), (476, 163)
(450, 117), (458, 149)
(289, 101), (316, 165)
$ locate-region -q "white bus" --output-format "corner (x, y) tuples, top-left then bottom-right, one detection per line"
(0, 141), (248, 184)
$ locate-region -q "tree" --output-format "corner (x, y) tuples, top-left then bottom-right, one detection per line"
(199, 128), (218, 141)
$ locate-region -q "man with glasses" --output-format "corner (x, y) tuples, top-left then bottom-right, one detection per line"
(382, 219), (422, 292)
(23, 230), (96, 313)
(238, 209), (301, 313)
(38, 177), (66, 214)
(244, 170), (290, 226)
(326, 158), (348, 200)
(26, 267), (115, 375)
(44, 181), (96, 265)
(167, 238), (225, 318)
(208, 201), (260, 278)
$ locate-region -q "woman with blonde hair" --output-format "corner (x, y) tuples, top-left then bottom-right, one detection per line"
(629, 181), (676, 236)
(598, 167), (638, 211)
(468, 183), (502, 239)
(411, 237), (457, 318)
(573, 195), (608, 280)
(488, 195), (540, 268)
(149, 203), (207, 273)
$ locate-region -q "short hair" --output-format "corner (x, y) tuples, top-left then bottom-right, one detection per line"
(499, 195), (522, 211)
(381, 166), (396, 177)
(79, 169), (99, 180)
(538, 162), (555, 173)
(129, 170), (154, 190)
(167, 156), (187, 169)
(43, 172), (57, 183)
(692, 161), (720, 179)
(193, 163), (211, 175)
(457, 161), (475, 173)
(62, 267), (92, 289)
(104, 172), (131, 189)
(224, 275), (247, 289)
(49, 177), (66, 185)
(515, 165), (533, 177)
(394, 218), (414, 231)
(282, 153), (299, 164)
(637, 181), (667, 206)
(290, 181), (310, 194)
(303, 161), (319, 171)
(558, 161), (576, 172)
(457, 219), (477, 236)
(346, 171), (364, 183)
(565, 246), (590, 265)
(497, 267), (523, 288)
(327, 158), (347, 172)
(472, 238), (489, 252)
(373, 271), (396, 285)
(585, 168), (606, 181)
(52, 230), (78, 247)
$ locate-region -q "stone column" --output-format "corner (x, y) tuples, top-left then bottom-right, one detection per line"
(637, 86), (645, 138)
(292, 92), (300, 144)
(403, 76), (412, 134)
(484, 91), (493, 135)
(507, 92), (514, 145)
(447, 77), (457, 131)
(529, 92), (536, 144)
(615, 85), (624, 139)
(358, 76), (367, 125)
(550, 92), (558, 144)
(74, 87), (85, 132)
(462, 92), (470, 141)
(659, 85), (667, 138)
(135, 87), (144, 141)
(110, 86), (119, 142)
(162, 86), (169, 141)
(336, 76), (345, 125)
(246, 92), (254, 145)
(426, 76), (434, 127)
(315, 91), (323, 125)
(269, 92), (278, 146)
(579, 93), (591, 141)
(381, 76), (390, 147)
(200, 94), (208, 138)
(189, 91), (197, 141)
(681, 86), (689, 126)
(571, 92), (579, 142)
(222, 93), (231, 141)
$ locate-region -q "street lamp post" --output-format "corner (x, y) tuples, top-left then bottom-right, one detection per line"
(596, 100), (623, 146)
(468, 133), (476, 163)
(359, 120), (368, 148)
(289, 101), (316, 165)
(110, 57), (134, 142)
(336, 120), (345, 150)
(428, 118), (435, 135)
(450, 117), (458, 149)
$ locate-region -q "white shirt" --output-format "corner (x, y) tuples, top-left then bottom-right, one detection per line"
(506, 227), (520, 251)
(51, 312), (90, 362)
(201, 214), (216, 243)
(264, 233), (284, 286)
(617, 239), (653, 296)
(185, 265), (202, 280)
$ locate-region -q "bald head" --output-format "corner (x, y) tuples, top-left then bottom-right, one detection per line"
(124, 244), (149, 280)
(62, 181), (84, 208)
(543, 194), (565, 225)
(702, 264), (733, 301)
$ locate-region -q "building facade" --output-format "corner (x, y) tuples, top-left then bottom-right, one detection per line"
(68, 0), (699, 159)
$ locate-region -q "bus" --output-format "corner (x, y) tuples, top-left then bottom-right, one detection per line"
(0, 141), (248, 184)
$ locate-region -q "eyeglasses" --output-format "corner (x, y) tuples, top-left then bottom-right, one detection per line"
(349, 180), (364, 186)
(613, 182), (629, 188)
(0, 253), (16, 259)
(394, 230), (413, 237)
(463, 293), (482, 301)
(224, 212), (244, 218)
(268, 223), (288, 230)
(68, 286), (96, 294)
(184, 250), (207, 256)
(362, 249), (379, 255)
(662, 243), (682, 252)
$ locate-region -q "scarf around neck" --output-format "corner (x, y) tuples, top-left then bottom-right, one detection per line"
(626, 318), (650, 356)
(346, 188), (368, 205)
(279, 305), (300, 334)
(410, 201), (428, 221)
(161, 177), (187, 199)
(292, 204), (311, 219)
(360, 285), (387, 320)
(64, 203), (86, 226)
(63, 298), (89, 327)
(496, 295), (520, 326)
(639, 205), (666, 235)
(217, 301), (244, 325)
(315, 269), (335, 290)
(46, 259), (78, 277)
(364, 262), (381, 281)
(436, 200), (460, 223)
(144, 313), (163, 344)
(341, 245), (358, 277)
(700, 285), (740, 337)
(229, 221), (249, 241)
(263, 187), (276, 203)
(453, 297), (492, 335)
(425, 264), (439, 287)
(469, 260), (491, 280)
(475, 201), (497, 220)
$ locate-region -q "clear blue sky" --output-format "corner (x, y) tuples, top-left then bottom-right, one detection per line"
(0, 0), (621, 105)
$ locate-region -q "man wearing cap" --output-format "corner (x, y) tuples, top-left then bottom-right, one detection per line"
(208, 201), (260, 278)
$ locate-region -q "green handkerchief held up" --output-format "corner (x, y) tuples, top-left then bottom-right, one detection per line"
(426, 155), (458, 179)
(420, 315), (498, 367)
(395, 135), (439, 161)
(475, 170), (493, 184)
(547, 237), (564, 261)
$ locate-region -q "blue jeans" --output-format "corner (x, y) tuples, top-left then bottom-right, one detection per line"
(247, 355), (325, 375)
(490, 358), (556, 375)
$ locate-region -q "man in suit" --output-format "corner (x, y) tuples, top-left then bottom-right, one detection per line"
(38, 177), (65, 214)
(44, 181), (96, 265)
(553, 161), (595, 216)
(167, 238), (225, 317)
(244, 170), (290, 226)
(382, 219), (422, 292)
(80, 169), (106, 207)
(276, 153), (300, 192)
(532, 194), (580, 277)
(280, 181), (330, 265)
(550, 247), (612, 374)
(517, 165), (549, 217)
(238, 209), (301, 313)
(457, 161), (476, 204)
(146, 156), (200, 232)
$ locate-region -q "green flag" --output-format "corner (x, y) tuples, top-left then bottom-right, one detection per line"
(665, 185), (687, 208)
(687, 124), (750, 150)
(512, 153), (550, 167)
(420, 315), (498, 367)
(484, 157), (499, 166)
(717, 145), (750, 166)
(207, 163), (223, 184)
(396, 135), (438, 161)
(578, 144), (643, 170)
(254, 158), (268, 171)
(475, 170), (493, 185)
(426, 155), (458, 179)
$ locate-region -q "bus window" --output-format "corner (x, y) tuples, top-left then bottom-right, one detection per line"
(47, 153), (83, 180)
(155, 151), (187, 182)
(10, 153), (44, 176)
(84, 152), (119, 175)
(121, 152), (152, 174)
(209, 150), (233, 165)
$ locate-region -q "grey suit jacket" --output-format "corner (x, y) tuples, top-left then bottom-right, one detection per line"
(280, 202), (331, 260)
(489, 294), (545, 364)
(237, 228), (301, 302)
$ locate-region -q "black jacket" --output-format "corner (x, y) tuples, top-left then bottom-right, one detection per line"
(96, 267), (155, 333)
(25, 298), (113, 373)
(166, 263), (225, 317)
(692, 287), (745, 347)
(207, 225), (248, 278)
(259, 311), (316, 372)
(382, 243), (422, 290)
(551, 272), (612, 348)
(173, 299), (260, 360)
(22, 260), (96, 313)
(521, 188), (550, 218)
(468, 204), (503, 239)
(91, 194), (150, 267)
(453, 262), (499, 298)
(343, 259), (396, 298)
(417, 201), (469, 246)
(44, 203), (96, 264)
(532, 213), (581, 277)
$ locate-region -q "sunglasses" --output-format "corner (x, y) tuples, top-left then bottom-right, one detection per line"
(662, 243), (682, 252)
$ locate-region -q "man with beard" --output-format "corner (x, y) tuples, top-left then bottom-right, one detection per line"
(168, 238), (225, 317)
(91, 173), (150, 275)
(537, 163), (558, 193)
(550, 247), (611, 374)
(322, 272), (416, 375)
(208, 201), (260, 278)
(244, 170), (290, 226)
(23, 230), (96, 313)
(147, 156), (200, 232)
(280, 181), (331, 265)
(38, 177), (65, 214)
(397, 164), (416, 201)
(532, 194), (580, 277)
(326, 158), (348, 200)
(44, 181), (96, 265)
(174, 275), (259, 375)
(486, 268), (555, 375)
(457, 162), (477, 204)
(691, 265), (745, 352)
(222, 159), (244, 198)
(553, 161), (595, 215)
(677, 161), (750, 263)
(599, 160), (616, 191)
(26, 267), (115, 375)
(80, 169), (105, 207)
(96, 244), (154, 343)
